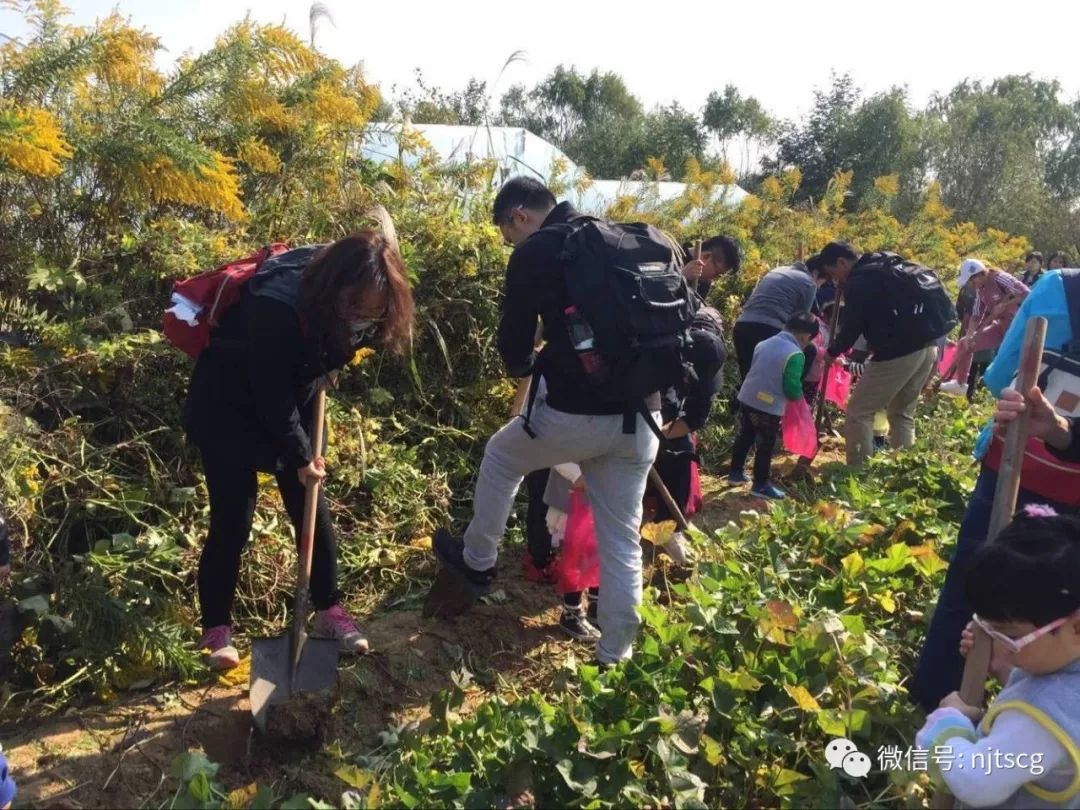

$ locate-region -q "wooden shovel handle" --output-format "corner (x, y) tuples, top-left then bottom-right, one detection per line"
(963, 316), (1047, 706)
(934, 316), (1047, 809)
(648, 467), (689, 533)
(297, 386), (328, 591)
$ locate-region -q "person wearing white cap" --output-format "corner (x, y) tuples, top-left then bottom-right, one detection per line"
(940, 259), (1029, 400)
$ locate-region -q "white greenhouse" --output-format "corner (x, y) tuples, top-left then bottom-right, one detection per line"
(359, 123), (749, 215)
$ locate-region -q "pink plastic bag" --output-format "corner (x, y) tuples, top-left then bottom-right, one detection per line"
(686, 434), (703, 516)
(687, 459), (703, 516)
(824, 364), (852, 411)
(782, 397), (818, 458)
(558, 490), (600, 593)
(938, 342), (958, 376)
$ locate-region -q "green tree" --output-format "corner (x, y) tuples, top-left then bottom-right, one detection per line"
(499, 65), (644, 178)
(633, 102), (707, 179)
(927, 75), (1080, 250)
(396, 71), (490, 126)
(703, 84), (774, 176)
(770, 74), (927, 211)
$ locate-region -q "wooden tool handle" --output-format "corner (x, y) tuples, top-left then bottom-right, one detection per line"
(935, 316), (1047, 809)
(648, 467), (689, 532)
(297, 386), (328, 590)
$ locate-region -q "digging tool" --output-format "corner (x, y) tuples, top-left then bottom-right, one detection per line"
(648, 467), (689, 533)
(693, 238), (703, 296)
(250, 385), (339, 737)
(814, 291), (844, 435)
(931, 315), (1047, 810)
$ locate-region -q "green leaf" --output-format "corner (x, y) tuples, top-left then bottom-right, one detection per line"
(334, 765), (372, 790)
(171, 751), (220, 782)
(250, 785), (278, 810)
(700, 733), (725, 767)
(716, 667), (763, 691)
(188, 771), (212, 804)
(773, 768), (811, 796)
(866, 542), (912, 574)
(668, 769), (707, 808)
(840, 551), (864, 577)
(17, 594), (50, 616)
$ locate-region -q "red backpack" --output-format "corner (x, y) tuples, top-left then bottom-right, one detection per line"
(164, 244), (290, 359)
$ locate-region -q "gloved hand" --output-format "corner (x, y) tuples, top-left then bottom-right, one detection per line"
(847, 360), (866, 377)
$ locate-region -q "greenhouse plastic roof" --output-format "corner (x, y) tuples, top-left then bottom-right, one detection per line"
(360, 123), (748, 214)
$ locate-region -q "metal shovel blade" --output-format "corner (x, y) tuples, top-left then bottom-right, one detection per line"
(250, 632), (339, 735)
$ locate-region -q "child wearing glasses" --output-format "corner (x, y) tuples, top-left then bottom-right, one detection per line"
(916, 505), (1080, 808)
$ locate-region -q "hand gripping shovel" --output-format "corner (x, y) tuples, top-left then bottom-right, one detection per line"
(250, 385), (339, 737)
(931, 315), (1047, 809)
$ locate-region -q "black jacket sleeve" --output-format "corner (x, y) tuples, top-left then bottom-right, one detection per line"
(829, 275), (871, 357)
(246, 297), (314, 470)
(496, 248), (541, 378)
(680, 332), (727, 431)
(1047, 417), (1080, 463)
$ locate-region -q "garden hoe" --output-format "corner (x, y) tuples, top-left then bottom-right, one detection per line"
(931, 315), (1047, 810)
(250, 385), (339, 738)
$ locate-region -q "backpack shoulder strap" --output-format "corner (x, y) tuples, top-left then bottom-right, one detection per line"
(1059, 269), (1080, 351)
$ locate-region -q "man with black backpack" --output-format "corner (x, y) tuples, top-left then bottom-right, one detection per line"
(820, 241), (957, 467)
(433, 177), (696, 666)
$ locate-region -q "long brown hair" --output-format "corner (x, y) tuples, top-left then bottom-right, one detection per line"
(301, 231), (413, 357)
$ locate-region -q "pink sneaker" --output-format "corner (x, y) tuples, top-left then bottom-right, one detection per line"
(313, 605), (369, 654)
(198, 625), (240, 671)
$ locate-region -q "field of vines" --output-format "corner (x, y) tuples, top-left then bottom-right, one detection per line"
(0, 3), (1030, 808)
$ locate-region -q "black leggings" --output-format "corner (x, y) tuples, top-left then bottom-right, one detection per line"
(197, 451), (340, 629)
(652, 435), (694, 524)
(524, 468), (554, 567)
(966, 361), (990, 402)
(730, 406), (781, 487)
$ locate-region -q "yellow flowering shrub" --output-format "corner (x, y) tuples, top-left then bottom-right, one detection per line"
(0, 106), (73, 178)
(236, 137), (282, 174)
(130, 153), (245, 220)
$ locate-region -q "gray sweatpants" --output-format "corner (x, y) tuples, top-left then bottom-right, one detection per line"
(463, 387), (659, 664)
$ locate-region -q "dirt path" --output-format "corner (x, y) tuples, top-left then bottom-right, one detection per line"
(5, 451), (840, 808)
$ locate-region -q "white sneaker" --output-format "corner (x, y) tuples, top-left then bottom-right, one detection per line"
(661, 532), (690, 566)
(939, 380), (967, 397)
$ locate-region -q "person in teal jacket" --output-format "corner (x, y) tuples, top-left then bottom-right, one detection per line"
(912, 269), (1080, 713)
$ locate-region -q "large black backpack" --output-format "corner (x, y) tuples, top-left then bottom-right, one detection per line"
(526, 216), (697, 437)
(862, 251), (957, 345)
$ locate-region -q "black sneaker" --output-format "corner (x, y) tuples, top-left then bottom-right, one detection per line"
(434, 529), (496, 596)
(586, 592), (598, 623)
(559, 607), (601, 641)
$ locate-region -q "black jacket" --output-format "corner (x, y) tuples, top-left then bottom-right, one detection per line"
(829, 253), (941, 361)
(183, 288), (354, 472)
(498, 202), (657, 415)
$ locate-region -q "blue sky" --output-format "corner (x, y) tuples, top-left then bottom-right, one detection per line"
(2, 0), (1079, 120)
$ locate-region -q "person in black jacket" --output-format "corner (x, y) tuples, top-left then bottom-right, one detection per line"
(650, 306), (727, 564)
(183, 232), (414, 671)
(433, 177), (664, 667)
(820, 241), (949, 467)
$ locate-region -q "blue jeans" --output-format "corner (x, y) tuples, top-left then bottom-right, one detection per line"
(909, 466), (1069, 712)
